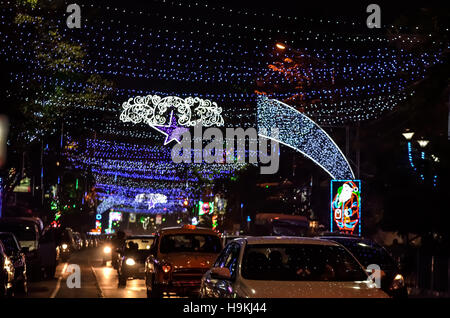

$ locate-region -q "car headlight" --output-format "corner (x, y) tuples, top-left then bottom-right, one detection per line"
(62, 244), (68, 250)
(125, 258), (136, 266)
(103, 246), (112, 254)
(391, 274), (405, 290)
(4, 257), (13, 271)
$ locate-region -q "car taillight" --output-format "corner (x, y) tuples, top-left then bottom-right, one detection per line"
(162, 265), (172, 273)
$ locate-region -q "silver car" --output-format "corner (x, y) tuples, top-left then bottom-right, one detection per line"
(200, 236), (389, 298)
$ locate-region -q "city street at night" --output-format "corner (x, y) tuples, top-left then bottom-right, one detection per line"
(1, 0), (450, 313)
(24, 248), (148, 299)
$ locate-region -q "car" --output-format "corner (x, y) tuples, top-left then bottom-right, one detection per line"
(39, 227), (63, 279)
(80, 233), (89, 249)
(0, 240), (15, 297)
(318, 235), (408, 298)
(117, 235), (155, 286)
(60, 228), (76, 261)
(200, 236), (389, 298)
(0, 232), (27, 294)
(101, 240), (113, 266)
(145, 225), (222, 298)
(72, 232), (83, 251)
(0, 218), (42, 280)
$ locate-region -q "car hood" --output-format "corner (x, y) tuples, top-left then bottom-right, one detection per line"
(237, 280), (390, 298)
(161, 253), (218, 269)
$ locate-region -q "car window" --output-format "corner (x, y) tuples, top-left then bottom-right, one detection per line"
(223, 243), (240, 278)
(125, 238), (154, 250)
(0, 233), (20, 256)
(160, 234), (222, 254)
(214, 244), (232, 267)
(241, 244), (368, 281)
(330, 239), (396, 269)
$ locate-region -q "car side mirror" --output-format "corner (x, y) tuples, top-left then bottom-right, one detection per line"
(21, 247), (29, 253)
(210, 267), (232, 280)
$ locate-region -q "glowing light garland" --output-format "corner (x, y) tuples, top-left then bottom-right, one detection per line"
(257, 96), (355, 179)
(1, 1), (446, 216)
(1, 2), (445, 126)
(120, 95), (224, 128)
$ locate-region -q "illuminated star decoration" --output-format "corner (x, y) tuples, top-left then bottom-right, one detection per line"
(150, 111), (190, 145)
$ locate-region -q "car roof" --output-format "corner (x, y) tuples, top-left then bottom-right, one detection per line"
(0, 232), (15, 236)
(159, 226), (219, 236)
(126, 235), (155, 239)
(0, 217), (43, 231)
(318, 236), (379, 246)
(238, 236), (340, 246)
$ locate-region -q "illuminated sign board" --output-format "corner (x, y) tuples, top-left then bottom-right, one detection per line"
(107, 211), (122, 234)
(13, 177), (31, 193)
(198, 201), (214, 216)
(330, 180), (361, 236)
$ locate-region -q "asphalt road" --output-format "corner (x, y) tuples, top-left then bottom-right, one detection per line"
(23, 247), (150, 298)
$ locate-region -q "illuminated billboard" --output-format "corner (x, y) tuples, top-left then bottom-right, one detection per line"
(330, 180), (361, 236)
(198, 201), (213, 216)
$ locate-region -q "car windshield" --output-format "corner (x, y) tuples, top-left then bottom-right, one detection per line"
(160, 234), (222, 254)
(0, 233), (20, 255)
(329, 238), (396, 269)
(0, 223), (36, 242)
(125, 237), (154, 250)
(241, 244), (368, 281)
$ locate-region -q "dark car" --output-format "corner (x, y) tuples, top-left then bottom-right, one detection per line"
(39, 227), (63, 279)
(60, 228), (76, 261)
(73, 232), (83, 251)
(117, 235), (155, 286)
(0, 240), (15, 297)
(319, 235), (408, 298)
(0, 218), (41, 280)
(0, 232), (27, 294)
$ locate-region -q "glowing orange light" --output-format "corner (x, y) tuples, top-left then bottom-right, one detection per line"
(276, 43), (286, 50)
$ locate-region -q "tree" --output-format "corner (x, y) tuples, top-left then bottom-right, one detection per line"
(0, 0), (113, 222)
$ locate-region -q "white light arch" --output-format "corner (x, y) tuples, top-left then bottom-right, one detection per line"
(257, 96), (355, 180)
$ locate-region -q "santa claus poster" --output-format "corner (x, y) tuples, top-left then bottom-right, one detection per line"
(330, 180), (361, 236)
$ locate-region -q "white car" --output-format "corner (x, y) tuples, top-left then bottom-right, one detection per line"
(200, 236), (389, 298)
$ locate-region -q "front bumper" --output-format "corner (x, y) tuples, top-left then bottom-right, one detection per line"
(157, 268), (208, 295)
(159, 282), (202, 296)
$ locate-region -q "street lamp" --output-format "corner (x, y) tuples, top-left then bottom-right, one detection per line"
(417, 139), (429, 148)
(276, 42), (286, 50)
(402, 131), (415, 140)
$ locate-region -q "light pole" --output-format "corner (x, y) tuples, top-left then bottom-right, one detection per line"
(417, 138), (429, 182)
(402, 129), (416, 172)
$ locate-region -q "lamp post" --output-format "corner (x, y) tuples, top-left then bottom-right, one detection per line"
(417, 139), (429, 148)
(403, 130), (418, 174)
(402, 131), (415, 141)
(416, 138), (429, 182)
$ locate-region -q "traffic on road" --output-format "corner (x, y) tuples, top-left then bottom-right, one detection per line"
(0, 217), (404, 299)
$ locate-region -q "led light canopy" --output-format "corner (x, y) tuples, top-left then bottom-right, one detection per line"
(257, 96), (355, 179)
